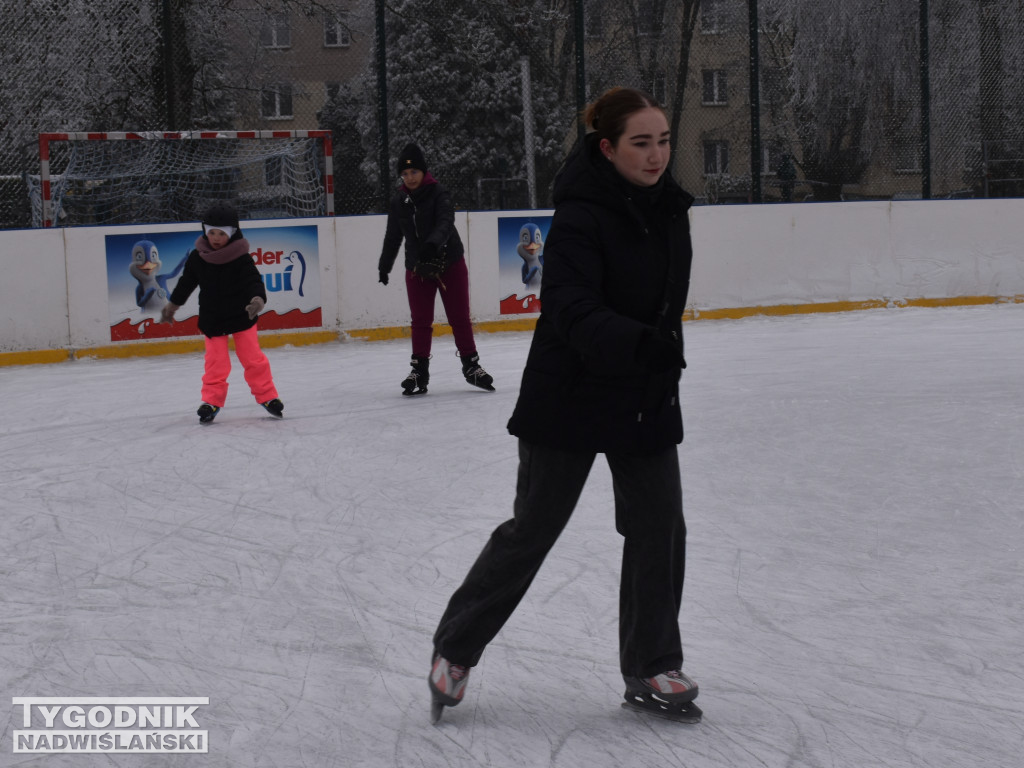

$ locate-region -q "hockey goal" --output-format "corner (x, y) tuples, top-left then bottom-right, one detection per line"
(31, 130), (334, 227)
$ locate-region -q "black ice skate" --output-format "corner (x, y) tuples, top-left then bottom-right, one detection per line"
(428, 653), (470, 724)
(621, 691), (703, 723)
(402, 355), (430, 396)
(459, 352), (495, 392)
(197, 403), (220, 424)
(260, 398), (284, 418)
(621, 669), (701, 724)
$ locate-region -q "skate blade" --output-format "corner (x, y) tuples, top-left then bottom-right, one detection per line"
(621, 699), (702, 724)
(402, 388), (428, 396)
(430, 699), (445, 724)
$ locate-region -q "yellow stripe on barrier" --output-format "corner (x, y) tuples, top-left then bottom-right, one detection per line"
(3, 296), (1021, 368)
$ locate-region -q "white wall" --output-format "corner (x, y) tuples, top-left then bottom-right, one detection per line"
(689, 199), (1024, 310)
(2, 200), (1022, 356)
(1, 228), (69, 350)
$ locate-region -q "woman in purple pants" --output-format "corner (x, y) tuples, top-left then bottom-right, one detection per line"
(378, 143), (494, 396)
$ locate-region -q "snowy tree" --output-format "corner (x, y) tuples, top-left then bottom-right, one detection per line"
(759, 0), (921, 200)
(366, 0), (575, 208)
(758, 0), (1024, 200)
(318, 79), (379, 214)
(939, 0), (1024, 196)
(576, 1), (705, 156)
(317, 0), (581, 211)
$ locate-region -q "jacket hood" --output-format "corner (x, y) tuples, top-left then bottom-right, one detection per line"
(552, 133), (694, 217)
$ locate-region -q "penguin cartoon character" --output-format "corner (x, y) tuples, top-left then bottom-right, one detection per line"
(517, 222), (544, 293)
(129, 239), (186, 313)
(283, 250), (307, 297)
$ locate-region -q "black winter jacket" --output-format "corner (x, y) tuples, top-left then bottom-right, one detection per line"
(378, 176), (465, 275)
(168, 234), (267, 338)
(507, 135), (695, 455)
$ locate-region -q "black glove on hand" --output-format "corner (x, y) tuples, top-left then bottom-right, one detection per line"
(379, 270), (389, 286)
(413, 243), (444, 279)
(635, 329), (686, 373)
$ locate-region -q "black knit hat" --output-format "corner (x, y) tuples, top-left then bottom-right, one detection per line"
(397, 143), (427, 175)
(202, 202), (240, 231)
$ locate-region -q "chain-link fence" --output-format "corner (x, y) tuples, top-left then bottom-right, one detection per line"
(2, 0), (1023, 228)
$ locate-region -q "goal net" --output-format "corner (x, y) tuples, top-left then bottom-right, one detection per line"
(30, 130), (334, 227)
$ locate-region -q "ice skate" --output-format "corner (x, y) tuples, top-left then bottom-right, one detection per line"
(621, 692), (703, 723)
(428, 653), (469, 724)
(260, 398), (284, 418)
(402, 355), (430, 396)
(621, 669), (701, 723)
(197, 403), (220, 424)
(459, 352), (495, 392)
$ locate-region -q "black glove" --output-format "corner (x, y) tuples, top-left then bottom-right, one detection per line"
(635, 329), (686, 373)
(413, 242), (445, 279)
(379, 270), (389, 286)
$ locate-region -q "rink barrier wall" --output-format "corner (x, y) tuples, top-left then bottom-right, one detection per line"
(1, 199), (1023, 366)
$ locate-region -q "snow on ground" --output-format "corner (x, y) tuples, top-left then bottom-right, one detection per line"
(1, 303), (1022, 767)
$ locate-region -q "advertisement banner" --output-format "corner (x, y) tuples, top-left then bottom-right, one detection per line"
(106, 225), (322, 341)
(497, 215), (551, 315)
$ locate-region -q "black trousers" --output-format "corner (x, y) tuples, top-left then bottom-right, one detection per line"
(432, 439), (686, 679)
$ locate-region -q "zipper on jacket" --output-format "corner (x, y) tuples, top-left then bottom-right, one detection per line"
(404, 194), (420, 241)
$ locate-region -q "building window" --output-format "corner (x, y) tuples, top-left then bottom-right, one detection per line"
(637, 0), (665, 37)
(892, 139), (923, 174)
(704, 141), (730, 175)
(325, 82), (341, 102)
(702, 70), (727, 105)
(260, 12), (291, 48)
(584, 0), (605, 39)
(324, 11), (351, 47)
(261, 84), (293, 119)
(701, 0), (727, 34)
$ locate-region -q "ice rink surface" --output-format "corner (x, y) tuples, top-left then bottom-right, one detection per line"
(2, 303), (1022, 768)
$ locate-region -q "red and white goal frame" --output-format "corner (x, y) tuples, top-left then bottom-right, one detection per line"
(37, 129), (334, 227)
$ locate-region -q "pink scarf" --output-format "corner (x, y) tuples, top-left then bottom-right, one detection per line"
(194, 235), (251, 265)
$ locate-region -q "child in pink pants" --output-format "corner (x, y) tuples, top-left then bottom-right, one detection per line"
(161, 203), (283, 424)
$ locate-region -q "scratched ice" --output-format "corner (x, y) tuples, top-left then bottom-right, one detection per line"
(1, 303), (1022, 768)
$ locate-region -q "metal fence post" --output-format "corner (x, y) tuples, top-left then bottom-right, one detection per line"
(748, 0), (762, 203)
(574, 0), (586, 143)
(920, 0), (932, 199)
(375, 0), (390, 211)
(161, 0), (178, 130)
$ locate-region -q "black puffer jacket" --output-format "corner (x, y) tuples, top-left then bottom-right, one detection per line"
(168, 233), (266, 338)
(378, 176), (465, 275)
(507, 135), (695, 455)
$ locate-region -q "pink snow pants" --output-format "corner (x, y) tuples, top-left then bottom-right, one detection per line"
(201, 324), (278, 407)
